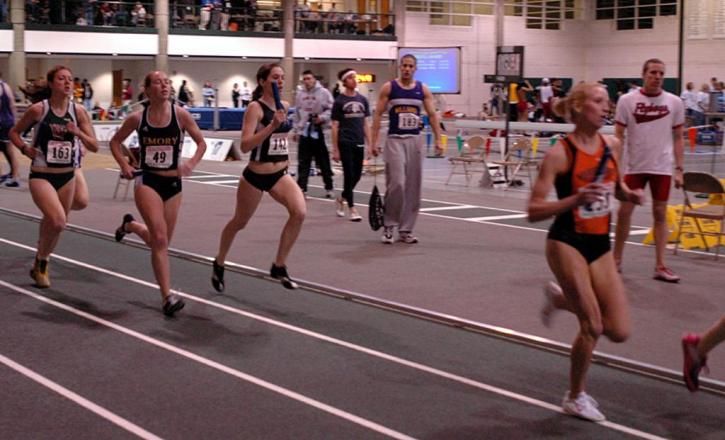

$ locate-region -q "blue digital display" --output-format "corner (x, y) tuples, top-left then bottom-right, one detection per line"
(398, 47), (461, 94)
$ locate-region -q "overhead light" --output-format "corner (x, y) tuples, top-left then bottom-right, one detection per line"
(356, 58), (362, 61)
(304, 57), (310, 60)
(242, 56), (247, 59)
(183, 54), (189, 58)
(112, 53), (118, 56)
(46, 51), (51, 55)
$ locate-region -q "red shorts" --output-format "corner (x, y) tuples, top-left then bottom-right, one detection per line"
(517, 101), (528, 112)
(624, 173), (672, 202)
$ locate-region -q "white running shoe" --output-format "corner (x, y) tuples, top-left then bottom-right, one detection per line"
(335, 197), (345, 217)
(541, 281), (562, 328)
(381, 226), (395, 244)
(562, 391), (605, 422)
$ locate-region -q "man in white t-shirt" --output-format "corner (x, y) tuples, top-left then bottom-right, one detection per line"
(680, 81), (699, 126)
(537, 78), (554, 121)
(613, 58), (685, 282)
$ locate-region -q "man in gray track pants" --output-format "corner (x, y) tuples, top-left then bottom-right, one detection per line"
(371, 54), (442, 244)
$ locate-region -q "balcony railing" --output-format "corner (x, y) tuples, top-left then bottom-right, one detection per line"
(21, 1), (394, 38)
(26, 1), (155, 27)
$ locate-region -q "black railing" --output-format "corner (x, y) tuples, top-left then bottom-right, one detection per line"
(295, 11), (395, 36)
(26, 1), (155, 28)
(21, 1), (395, 37)
(169, 3), (282, 32)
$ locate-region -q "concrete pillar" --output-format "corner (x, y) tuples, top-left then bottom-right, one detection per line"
(495, 0), (504, 48)
(8, 0), (25, 94)
(155, 0), (169, 73)
(394, 0), (405, 44)
(282, 0), (295, 103)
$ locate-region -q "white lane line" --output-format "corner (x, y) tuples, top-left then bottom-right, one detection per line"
(419, 205), (478, 212)
(0, 353), (162, 440)
(0, 279), (415, 440)
(468, 214), (528, 222)
(0, 239), (667, 440)
(104, 169), (651, 230)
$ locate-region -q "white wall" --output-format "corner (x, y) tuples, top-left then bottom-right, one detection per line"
(24, 57), (154, 109)
(403, 11), (725, 116)
(25, 31), (157, 55)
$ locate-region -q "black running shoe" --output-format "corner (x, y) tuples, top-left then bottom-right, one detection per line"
(115, 213), (135, 242)
(211, 259), (225, 293)
(270, 264), (298, 290)
(162, 294), (185, 317)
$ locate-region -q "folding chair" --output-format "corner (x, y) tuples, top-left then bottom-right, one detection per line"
(674, 172), (725, 259)
(113, 147), (139, 201)
(492, 137), (538, 188)
(446, 135), (488, 186)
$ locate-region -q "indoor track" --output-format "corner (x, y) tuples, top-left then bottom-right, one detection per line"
(1, 212), (723, 440)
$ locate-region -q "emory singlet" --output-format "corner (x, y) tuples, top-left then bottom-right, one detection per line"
(138, 103), (183, 171)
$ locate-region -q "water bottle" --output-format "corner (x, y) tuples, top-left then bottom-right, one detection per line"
(456, 129), (463, 153)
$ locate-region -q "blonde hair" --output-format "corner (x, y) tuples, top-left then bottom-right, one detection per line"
(552, 82), (604, 123)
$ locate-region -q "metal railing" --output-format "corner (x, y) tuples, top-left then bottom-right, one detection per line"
(26, 1), (155, 27)
(295, 11), (395, 36)
(169, 3), (282, 32)
(22, 1), (395, 37)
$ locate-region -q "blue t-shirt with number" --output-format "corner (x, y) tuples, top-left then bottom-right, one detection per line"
(331, 93), (369, 145)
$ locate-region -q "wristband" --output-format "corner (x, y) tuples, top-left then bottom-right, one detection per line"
(675, 166), (684, 172)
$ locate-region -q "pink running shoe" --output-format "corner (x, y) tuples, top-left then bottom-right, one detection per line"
(654, 265), (680, 283)
(682, 333), (708, 392)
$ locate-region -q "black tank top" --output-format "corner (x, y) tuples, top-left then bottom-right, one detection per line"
(138, 103), (183, 171)
(32, 100), (80, 169)
(249, 101), (291, 163)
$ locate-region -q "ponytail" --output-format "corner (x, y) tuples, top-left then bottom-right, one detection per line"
(252, 85), (264, 102)
(20, 79), (50, 103)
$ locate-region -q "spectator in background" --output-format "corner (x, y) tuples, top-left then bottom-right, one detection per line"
(210, 2), (222, 30)
(697, 83), (710, 119)
(220, 2), (231, 31)
(709, 77), (718, 92)
(489, 83), (502, 117)
(199, 3), (211, 29)
(84, 0), (96, 26)
(613, 58), (685, 283)
(307, 4), (320, 33)
(232, 82), (241, 108)
(122, 78), (133, 106)
(517, 80), (533, 122)
(681, 82), (699, 127)
(0, 73), (19, 187)
(538, 78), (554, 121)
(327, 2), (341, 33)
(178, 79), (190, 106)
(240, 81), (251, 108)
(73, 77), (83, 103)
(203, 81), (215, 107)
(294, 70), (335, 197)
(344, 9), (359, 34)
(296, 0), (310, 31)
(131, 2), (147, 26)
(81, 78), (93, 110)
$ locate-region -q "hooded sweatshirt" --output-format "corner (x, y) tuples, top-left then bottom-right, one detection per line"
(293, 81), (333, 137)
